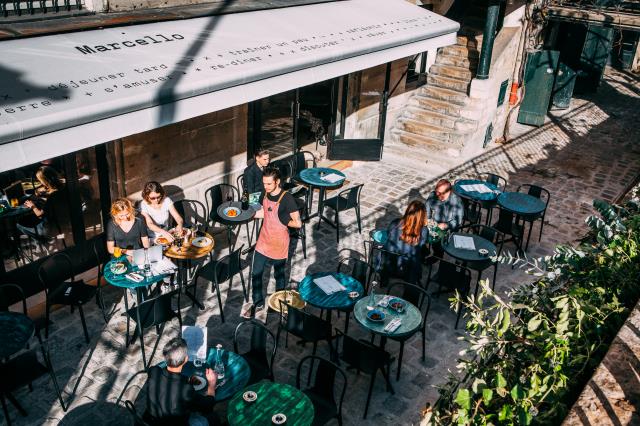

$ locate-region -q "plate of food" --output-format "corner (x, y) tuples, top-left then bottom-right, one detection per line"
(191, 236), (212, 248)
(110, 262), (127, 275)
(155, 236), (170, 246)
(223, 207), (241, 218)
(366, 309), (385, 323)
(170, 228), (187, 238)
(189, 375), (207, 392)
(388, 298), (406, 313)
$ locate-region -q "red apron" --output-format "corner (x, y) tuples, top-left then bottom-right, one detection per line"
(255, 191), (290, 260)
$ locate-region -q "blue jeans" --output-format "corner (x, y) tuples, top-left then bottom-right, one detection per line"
(251, 251), (286, 307)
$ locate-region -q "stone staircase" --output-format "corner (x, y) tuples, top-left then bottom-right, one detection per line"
(390, 0), (491, 159)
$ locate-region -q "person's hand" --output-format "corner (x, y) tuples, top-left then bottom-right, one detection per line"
(205, 368), (217, 395)
(437, 223), (448, 230)
(162, 230), (174, 242)
(24, 200), (34, 209)
(175, 224), (184, 235)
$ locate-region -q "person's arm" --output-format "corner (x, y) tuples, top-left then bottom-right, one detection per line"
(447, 196), (464, 231)
(141, 211), (173, 241)
(106, 222), (116, 254)
(24, 198), (45, 217)
(168, 203), (184, 231)
(139, 218), (151, 249)
(288, 210), (302, 229)
(106, 240), (115, 255)
(185, 370), (216, 414)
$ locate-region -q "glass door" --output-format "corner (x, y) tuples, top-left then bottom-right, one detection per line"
(328, 63), (391, 161)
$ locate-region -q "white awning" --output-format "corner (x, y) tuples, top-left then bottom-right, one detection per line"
(0, 0), (459, 172)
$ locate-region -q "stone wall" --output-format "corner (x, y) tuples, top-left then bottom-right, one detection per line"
(112, 104), (248, 203)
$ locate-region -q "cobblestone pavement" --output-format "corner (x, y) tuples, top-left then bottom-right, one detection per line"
(4, 68), (639, 426)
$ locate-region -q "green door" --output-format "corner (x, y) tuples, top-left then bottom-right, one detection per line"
(576, 25), (614, 92)
(552, 62), (577, 110)
(517, 50), (560, 127)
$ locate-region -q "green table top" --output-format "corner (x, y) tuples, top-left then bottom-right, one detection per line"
(298, 167), (345, 188)
(354, 294), (422, 339)
(103, 258), (167, 289)
(227, 382), (314, 426)
(298, 272), (363, 311)
(0, 311), (35, 359)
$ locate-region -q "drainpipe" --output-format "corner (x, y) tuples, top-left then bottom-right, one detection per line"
(476, 0), (502, 80)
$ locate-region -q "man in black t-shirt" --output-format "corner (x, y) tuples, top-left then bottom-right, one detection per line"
(242, 167), (301, 321)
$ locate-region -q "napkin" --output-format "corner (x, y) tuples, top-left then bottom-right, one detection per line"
(125, 272), (144, 282)
(152, 257), (178, 275)
(320, 173), (344, 183)
(384, 318), (402, 332)
(313, 275), (346, 295)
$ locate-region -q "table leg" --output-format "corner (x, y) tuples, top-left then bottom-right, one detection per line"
(182, 261), (205, 310)
(124, 289), (130, 347)
(316, 188), (326, 229)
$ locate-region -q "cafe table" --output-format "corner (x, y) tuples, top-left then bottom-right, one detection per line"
(298, 272), (364, 332)
(0, 311), (35, 360)
(164, 230), (215, 309)
(227, 381), (314, 426)
(442, 232), (498, 296)
(160, 348), (250, 401)
(297, 167), (345, 229)
(454, 179), (500, 224)
(103, 257), (169, 345)
(216, 201), (256, 253)
(497, 191), (546, 252)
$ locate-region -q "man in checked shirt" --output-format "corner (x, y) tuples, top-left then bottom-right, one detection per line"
(425, 179), (464, 257)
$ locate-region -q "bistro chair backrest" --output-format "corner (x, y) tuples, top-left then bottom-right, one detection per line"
(386, 281), (431, 318)
(292, 151), (316, 175)
(278, 300), (332, 343)
(462, 197), (482, 227)
(337, 256), (373, 293)
(213, 245), (244, 284)
(481, 172), (507, 191)
(173, 199), (207, 229)
(339, 184), (364, 209)
(0, 283), (27, 314)
(233, 319), (277, 379)
(92, 237), (110, 266)
(204, 183), (238, 222)
(116, 369), (149, 406)
(335, 329), (390, 373)
(517, 184), (550, 205)
(132, 289), (181, 330)
(468, 224), (505, 254)
(270, 158), (294, 184)
(38, 252), (75, 291)
(427, 257), (472, 293)
(236, 174), (245, 194)
(296, 355), (346, 409)
(124, 400), (151, 426)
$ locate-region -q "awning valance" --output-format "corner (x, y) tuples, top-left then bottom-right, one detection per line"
(0, 0), (459, 172)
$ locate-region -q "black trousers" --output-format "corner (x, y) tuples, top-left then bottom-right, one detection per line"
(251, 250), (286, 306)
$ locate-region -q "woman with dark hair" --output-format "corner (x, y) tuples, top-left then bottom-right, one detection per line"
(140, 181), (184, 242)
(383, 200), (430, 284)
(17, 166), (67, 240)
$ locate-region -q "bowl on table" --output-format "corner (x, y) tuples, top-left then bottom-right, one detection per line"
(110, 262), (127, 275)
(223, 207), (241, 218)
(478, 248), (489, 257)
(191, 236), (212, 248)
(242, 391), (257, 403)
(367, 309), (385, 323)
(189, 375), (207, 392)
(155, 236), (170, 247)
(388, 298), (406, 313)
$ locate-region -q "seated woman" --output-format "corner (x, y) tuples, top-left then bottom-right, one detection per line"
(17, 166), (67, 240)
(139, 181), (183, 243)
(106, 198), (150, 256)
(382, 200), (430, 285)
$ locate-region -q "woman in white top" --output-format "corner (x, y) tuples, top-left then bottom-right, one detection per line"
(140, 181), (184, 242)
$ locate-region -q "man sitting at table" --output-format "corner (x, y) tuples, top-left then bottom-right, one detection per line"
(145, 338), (217, 426)
(243, 149), (270, 198)
(425, 179), (464, 256)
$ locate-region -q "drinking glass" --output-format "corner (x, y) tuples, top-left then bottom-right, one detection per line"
(114, 247), (122, 258)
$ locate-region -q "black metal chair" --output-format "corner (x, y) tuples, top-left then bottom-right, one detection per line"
(195, 246), (247, 323)
(516, 184), (551, 250)
(290, 198), (308, 258)
(481, 172), (507, 191)
(271, 157), (296, 190)
(125, 288), (182, 369)
(292, 150), (317, 175)
(385, 281), (431, 380)
(461, 197), (483, 229)
(372, 247), (414, 287)
(38, 252), (97, 343)
(92, 238), (115, 323)
(425, 257), (472, 328)
(335, 329), (393, 419)
(295, 355), (347, 426)
(204, 183), (238, 228)
(277, 300), (334, 358)
(0, 283), (43, 343)
(468, 224), (504, 293)
(322, 184), (364, 243)
(233, 320), (277, 384)
(116, 369), (149, 425)
(337, 256), (374, 294)
(0, 341), (66, 425)
(492, 207), (525, 255)
(124, 401), (151, 426)
(236, 173), (246, 194)
(173, 199), (208, 230)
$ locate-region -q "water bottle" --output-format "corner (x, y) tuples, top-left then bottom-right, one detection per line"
(369, 281), (377, 306)
(143, 249), (152, 279)
(214, 344), (225, 380)
(241, 190), (249, 211)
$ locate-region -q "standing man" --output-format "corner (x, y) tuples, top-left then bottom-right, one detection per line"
(243, 149), (270, 197)
(242, 167), (302, 321)
(425, 179), (464, 257)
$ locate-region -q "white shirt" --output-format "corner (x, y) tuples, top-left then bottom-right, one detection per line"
(140, 196), (173, 237)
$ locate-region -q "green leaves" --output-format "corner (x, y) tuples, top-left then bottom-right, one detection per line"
(454, 389), (471, 411)
(527, 315), (542, 332)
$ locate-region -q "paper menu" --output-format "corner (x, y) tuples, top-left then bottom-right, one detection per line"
(313, 275), (346, 295)
(151, 257), (178, 276)
(460, 183), (492, 194)
(453, 235), (476, 250)
(181, 325), (207, 361)
(320, 173), (344, 183)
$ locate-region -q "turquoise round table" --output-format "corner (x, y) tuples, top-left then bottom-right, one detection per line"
(162, 349), (250, 401)
(227, 382), (314, 426)
(354, 294), (421, 340)
(453, 179), (500, 202)
(497, 192), (545, 216)
(298, 168), (346, 229)
(0, 311), (35, 359)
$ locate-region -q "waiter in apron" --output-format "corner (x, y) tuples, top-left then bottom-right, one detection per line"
(242, 167), (302, 320)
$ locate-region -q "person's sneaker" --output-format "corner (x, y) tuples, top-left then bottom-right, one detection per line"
(240, 302), (254, 319)
(254, 304), (268, 323)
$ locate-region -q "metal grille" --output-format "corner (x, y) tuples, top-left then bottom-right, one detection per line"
(1, 0), (84, 18)
(549, 0), (640, 14)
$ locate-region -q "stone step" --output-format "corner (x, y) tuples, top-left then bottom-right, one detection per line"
(436, 52), (479, 68)
(430, 63), (475, 81)
(440, 44), (480, 59)
(382, 141), (454, 175)
(390, 129), (465, 158)
(420, 85), (469, 105)
(427, 73), (471, 93)
(396, 118), (469, 145)
(456, 34), (483, 50)
(404, 106), (479, 133)
(409, 95), (464, 116)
